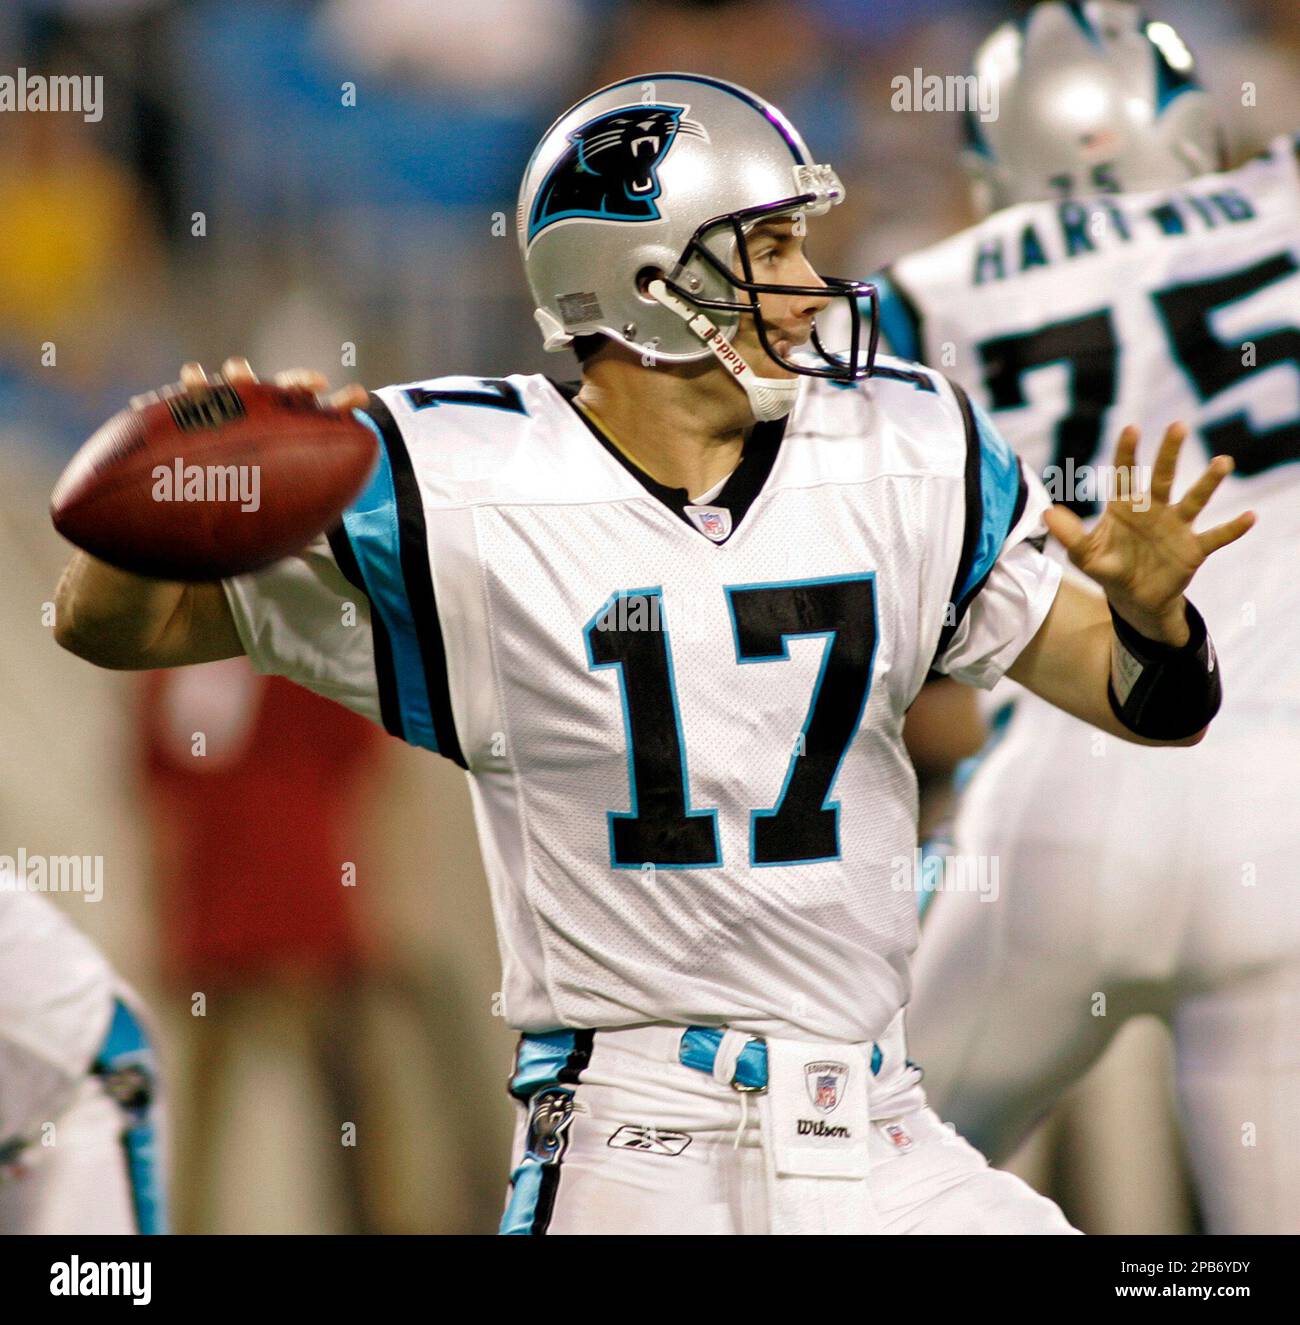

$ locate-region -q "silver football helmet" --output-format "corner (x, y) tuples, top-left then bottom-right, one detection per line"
(517, 72), (877, 421)
(963, 1), (1222, 212)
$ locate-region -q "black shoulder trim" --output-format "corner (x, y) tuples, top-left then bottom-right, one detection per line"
(325, 520), (365, 593)
(943, 464), (1029, 655)
(931, 380), (985, 670)
(365, 392), (467, 769)
(326, 520), (406, 742)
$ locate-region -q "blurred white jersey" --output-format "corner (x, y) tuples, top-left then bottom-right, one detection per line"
(0, 888), (114, 1147)
(0, 889), (166, 1234)
(876, 139), (1300, 1231)
(224, 365), (1060, 1042)
(874, 134), (1300, 711)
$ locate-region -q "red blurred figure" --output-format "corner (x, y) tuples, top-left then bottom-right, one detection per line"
(142, 659), (381, 985)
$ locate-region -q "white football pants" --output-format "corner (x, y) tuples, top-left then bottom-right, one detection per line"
(500, 1017), (1075, 1234)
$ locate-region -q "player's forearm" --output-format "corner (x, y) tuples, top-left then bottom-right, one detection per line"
(1005, 601), (1150, 745)
(53, 551), (239, 669)
(1008, 580), (1211, 747)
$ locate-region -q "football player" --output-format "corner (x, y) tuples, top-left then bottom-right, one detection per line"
(0, 888), (167, 1234)
(54, 73), (1246, 1234)
(867, 3), (1298, 1233)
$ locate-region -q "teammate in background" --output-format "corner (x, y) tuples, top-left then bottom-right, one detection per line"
(53, 73), (1246, 1235)
(0, 887), (167, 1234)
(869, 2), (1298, 1233)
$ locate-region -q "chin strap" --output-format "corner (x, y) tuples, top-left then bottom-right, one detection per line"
(646, 279), (801, 422)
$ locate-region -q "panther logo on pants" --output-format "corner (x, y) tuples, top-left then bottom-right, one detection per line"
(526, 1087), (576, 1165)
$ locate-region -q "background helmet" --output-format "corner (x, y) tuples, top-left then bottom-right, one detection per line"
(963, 2), (1223, 212)
(517, 72), (876, 415)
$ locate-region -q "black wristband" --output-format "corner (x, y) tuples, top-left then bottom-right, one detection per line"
(1106, 600), (1221, 740)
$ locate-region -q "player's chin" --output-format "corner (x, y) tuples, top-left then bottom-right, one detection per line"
(750, 343), (800, 379)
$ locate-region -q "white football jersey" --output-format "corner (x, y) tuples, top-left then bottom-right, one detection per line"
(871, 135), (1300, 710)
(0, 889), (116, 1147)
(223, 364), (1060, 1040)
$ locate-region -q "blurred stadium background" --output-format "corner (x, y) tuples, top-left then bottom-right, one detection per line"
(3, 0), (1296, 1233)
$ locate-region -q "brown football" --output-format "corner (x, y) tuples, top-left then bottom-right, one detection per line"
(50, 378), (378, 580)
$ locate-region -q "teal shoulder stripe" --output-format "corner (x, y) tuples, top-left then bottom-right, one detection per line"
(957, 401), (1024, 604)
(341, 410), (439, 753)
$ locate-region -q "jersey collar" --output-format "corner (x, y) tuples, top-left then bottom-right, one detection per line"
(551, 380), (786, 545)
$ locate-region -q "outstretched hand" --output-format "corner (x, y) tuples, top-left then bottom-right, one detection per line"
(1044, 422), (1255, 645)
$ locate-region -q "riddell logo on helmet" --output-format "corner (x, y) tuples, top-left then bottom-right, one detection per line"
(702, 327), (746, 377)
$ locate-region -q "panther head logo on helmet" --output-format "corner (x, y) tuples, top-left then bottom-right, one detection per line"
(528, 105), (706, 244)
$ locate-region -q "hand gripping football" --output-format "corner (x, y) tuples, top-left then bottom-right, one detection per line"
(51, 378), (378, 580)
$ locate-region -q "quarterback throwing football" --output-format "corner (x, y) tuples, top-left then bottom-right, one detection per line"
(54, 74), (1249, 1234)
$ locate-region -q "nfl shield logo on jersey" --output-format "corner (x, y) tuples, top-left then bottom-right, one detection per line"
(805, 1061), (849, 1114)
(684, 504), (732, 542)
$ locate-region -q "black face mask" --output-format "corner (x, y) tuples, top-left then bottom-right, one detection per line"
(665, 197), (880, 383)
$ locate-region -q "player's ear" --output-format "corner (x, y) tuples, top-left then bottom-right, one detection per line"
(635, 267), (666, 297)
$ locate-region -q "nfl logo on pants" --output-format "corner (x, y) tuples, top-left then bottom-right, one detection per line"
(805, 1061), (849, 1114)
